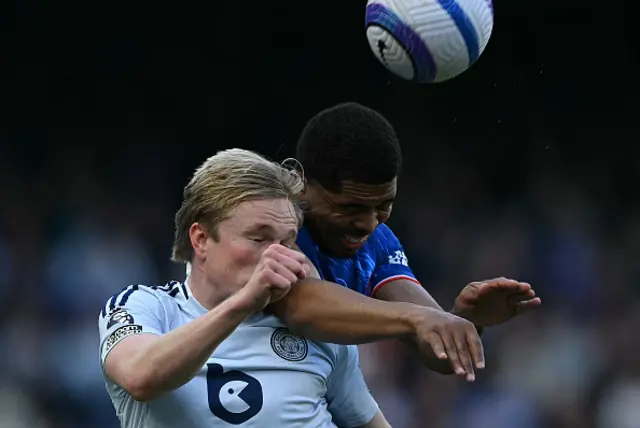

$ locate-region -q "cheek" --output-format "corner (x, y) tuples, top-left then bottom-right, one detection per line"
(324, 211), (352, 228)
(317, 218), (347, 236)
(227, 240), (262, 268)
(378, 210), (391, 223)
(207, 239), (262, 284)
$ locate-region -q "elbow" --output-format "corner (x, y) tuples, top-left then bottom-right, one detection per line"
(118, 368), (165, 402)
(123, 375), (157, 402)
(127, 383), (157, 403)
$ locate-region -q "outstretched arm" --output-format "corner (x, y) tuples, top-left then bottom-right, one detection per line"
(270, 276), (417, 344)
(274, 233), (473, 376)
(268, 277), (484, 379)
(268, 240), (483, 378)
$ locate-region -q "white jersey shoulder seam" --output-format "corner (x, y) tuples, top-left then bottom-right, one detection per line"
(100, 281), (187, 318)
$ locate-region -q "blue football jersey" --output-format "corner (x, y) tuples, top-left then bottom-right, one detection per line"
(296, 223), (420, 296)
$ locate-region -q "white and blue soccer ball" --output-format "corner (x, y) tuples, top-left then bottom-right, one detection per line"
(365, 0), (494, 83)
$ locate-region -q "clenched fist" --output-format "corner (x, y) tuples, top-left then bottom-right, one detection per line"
(236, 244), (311, 312)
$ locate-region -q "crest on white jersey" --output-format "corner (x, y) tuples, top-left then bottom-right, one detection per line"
(388, 250), (408, 266)
(270, 328), (308, 362)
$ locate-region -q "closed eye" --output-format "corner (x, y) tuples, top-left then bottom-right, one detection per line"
(338, 200), (394, 213)
(338, 204), (369, 213)
(281, 239), (296, 248)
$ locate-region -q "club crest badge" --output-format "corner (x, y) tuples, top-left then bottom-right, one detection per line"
(270, 328), (308, 362)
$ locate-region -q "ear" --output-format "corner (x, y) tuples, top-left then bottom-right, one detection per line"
(189, 223), (209, 261)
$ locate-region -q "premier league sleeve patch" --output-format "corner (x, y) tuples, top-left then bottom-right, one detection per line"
(104, 324), (143, 354)
(107, 308), (135, 329)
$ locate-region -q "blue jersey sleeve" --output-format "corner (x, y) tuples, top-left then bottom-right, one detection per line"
(326, 345), (379, 427)
(369, 224), (420, 296)
(98, 285), (167, 367)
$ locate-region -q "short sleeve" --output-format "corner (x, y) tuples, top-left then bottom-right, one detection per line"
(369, 224), (420, 296)
(326, 345), (379, 428)
(98, 285), (166, 367)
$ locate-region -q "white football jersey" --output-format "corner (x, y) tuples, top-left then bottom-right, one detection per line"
(98, 281), (378, 428)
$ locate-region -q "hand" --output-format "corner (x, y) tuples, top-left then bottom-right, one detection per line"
(453, 277), (542, 327)
(236, 244), (311, 312)
(408, 307), (484, 382)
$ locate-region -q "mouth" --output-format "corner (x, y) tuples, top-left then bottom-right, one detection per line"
(340, 234), (369, 250)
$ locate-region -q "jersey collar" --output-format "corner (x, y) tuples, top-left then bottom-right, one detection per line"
(182, 278), (209, 317)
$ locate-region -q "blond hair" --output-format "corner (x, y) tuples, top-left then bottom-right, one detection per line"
(172, 148), (304, 263)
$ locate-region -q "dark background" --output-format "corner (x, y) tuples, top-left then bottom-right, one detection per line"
(0, 1), (638, 427)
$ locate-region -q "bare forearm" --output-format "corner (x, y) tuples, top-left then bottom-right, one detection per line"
(129, 295), (251, 399)
(269, 279), (419, 344)
(373, 279), (442, 309)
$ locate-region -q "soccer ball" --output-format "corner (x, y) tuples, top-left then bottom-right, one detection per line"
(365, 0), (494, 83)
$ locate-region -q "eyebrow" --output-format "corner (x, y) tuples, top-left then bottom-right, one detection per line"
(247, 223), (298, 238)
(338, 199), (395, 208)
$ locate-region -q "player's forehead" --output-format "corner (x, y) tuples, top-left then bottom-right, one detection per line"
(227, 198), (299, 236)
(329, 179), (397, 205)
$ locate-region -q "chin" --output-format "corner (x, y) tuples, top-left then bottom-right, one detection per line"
(315, 234), (357, 258)
(331, 246), (357, 258)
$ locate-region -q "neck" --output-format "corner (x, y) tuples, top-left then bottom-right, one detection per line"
(186, 263), (231, 310)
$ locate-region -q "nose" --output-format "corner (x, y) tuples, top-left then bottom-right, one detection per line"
(353, 211), (379, 235)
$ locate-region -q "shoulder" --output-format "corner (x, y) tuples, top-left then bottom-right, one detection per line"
(99, 281), (187, 320)
(372, 223), (400, 243)
(362, 224), (403, 255)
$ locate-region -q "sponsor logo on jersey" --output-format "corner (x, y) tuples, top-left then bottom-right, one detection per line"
(388, 250), (409, 266)
(270, 328), (308, 362)
(206, 363), (264, 424)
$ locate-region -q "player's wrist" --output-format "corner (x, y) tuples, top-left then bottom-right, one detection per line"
(449, 306), (484, 335)
(403, 304), (437, 339)
(225, 289), (264, 318)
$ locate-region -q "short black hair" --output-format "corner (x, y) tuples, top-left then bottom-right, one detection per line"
(296, 102), (402, 192)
